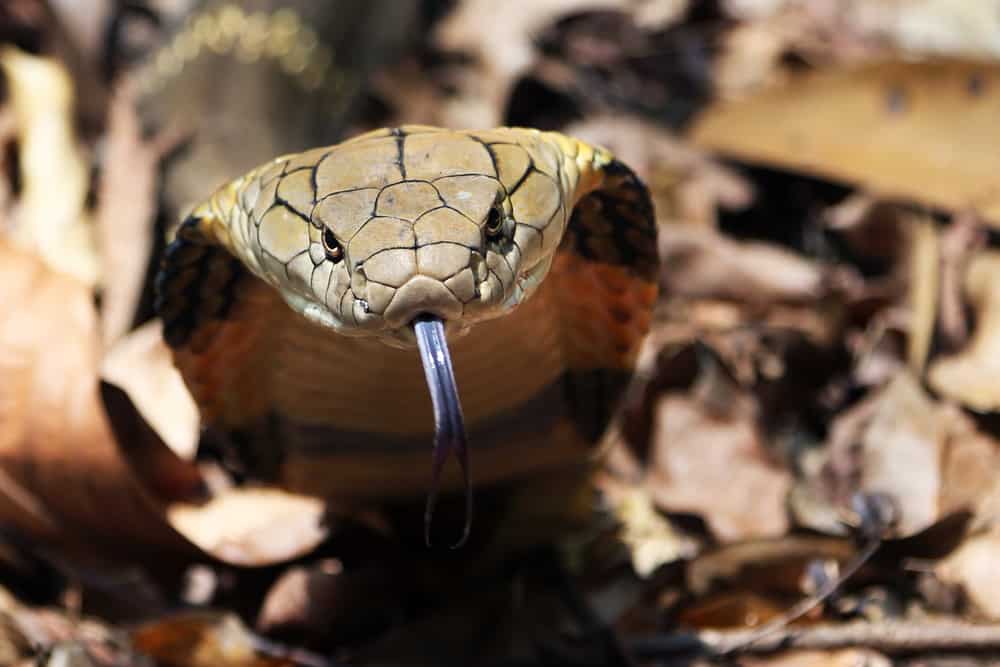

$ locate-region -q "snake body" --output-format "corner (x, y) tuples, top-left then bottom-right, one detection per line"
(155, 126), (658, 542)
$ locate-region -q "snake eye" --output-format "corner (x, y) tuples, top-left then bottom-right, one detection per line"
(485, 206), (504, 239)
(322, 228), (343, 263)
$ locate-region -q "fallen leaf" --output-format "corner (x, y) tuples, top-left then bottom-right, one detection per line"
(94, 82), (164, 348)
(686, 536), (855, 597)
(647, 387), (791, 542)
(936, 212), (986, 350)
(905, 215), (938, 373)
(132, 612), (299, 667)
(690, 60), (1000, 224)
(659, 225), (834, 305)
(257, 559), (398, 645)
(936, 530), (1000, 620)
(0, 240), (328, 566)
(805, 371), (998, 538)
(742, 648), (891, 667)
(928, 251), (1000, 411)
(0, 240), (188, 554)
(433, 0), (630, 127)
(564, 115), (754, 226)
(0, 45), (96, 285)
(678, 590), (790, 630)
(602, 485), (698, 577)
(848, 0), (1000, 59)
(167, 489), (328, 568)
(822, 195), (908, 264)
(100, 321), (199, 462)
(523, 9), (716, 127)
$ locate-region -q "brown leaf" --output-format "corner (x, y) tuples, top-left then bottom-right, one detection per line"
(690, 60), (1000, 224)
(0, 45), (97, 285)
(100, 321), (199, 463)
(936, 531), (1000, 620)
(905, 215), (938, 373)
(167, 489), (328, 568)
(257, 559), (399, 644)
(0, 240), (189, 554)
(742, 648), (891, 667)
(647, 387), (791, 542)
(599, 484), (698, 577)
(564, 115), (753, 226)
(806, 371), (997, 538)
(660, 225), (836, 305)
(132, 612), (296, 667)
(936, 212), (986, 350)
(0, 241), (328, 566)
(686, 536), (856, 597)
(928, 251), (1000, 411)
(94, 83), (163, 348)
(677, 590), (789, 630)
(433, 0), (630, 127)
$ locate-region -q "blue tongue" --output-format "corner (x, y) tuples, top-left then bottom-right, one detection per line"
(413, 315), (472, 548)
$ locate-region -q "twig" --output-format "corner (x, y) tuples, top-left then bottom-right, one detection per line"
(630, 620), (1000, 658)
(708, 492), (896, 656)
(720, 534), (881, 653)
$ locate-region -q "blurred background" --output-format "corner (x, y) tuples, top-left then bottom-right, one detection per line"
(3, 1), (1000, 665)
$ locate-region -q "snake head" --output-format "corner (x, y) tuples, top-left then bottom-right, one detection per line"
(213, 128), (598, 547)
(246, 130), (570, 348)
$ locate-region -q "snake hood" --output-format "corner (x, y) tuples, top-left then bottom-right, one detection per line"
(156, 126), (657, 547)
(191, 126), (610, 347)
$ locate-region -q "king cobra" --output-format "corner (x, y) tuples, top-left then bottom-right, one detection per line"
(155, 126), (658, 547)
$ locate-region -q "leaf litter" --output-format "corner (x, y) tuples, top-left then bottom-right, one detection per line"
(4, 1), (1000, 665)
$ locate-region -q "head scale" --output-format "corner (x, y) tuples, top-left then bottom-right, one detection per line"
(242, 129), (571, 347)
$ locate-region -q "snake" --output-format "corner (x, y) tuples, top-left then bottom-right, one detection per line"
(154, 125), (658, 547)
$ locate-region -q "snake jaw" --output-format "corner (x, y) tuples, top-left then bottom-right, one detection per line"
(413, 315), (472, 549)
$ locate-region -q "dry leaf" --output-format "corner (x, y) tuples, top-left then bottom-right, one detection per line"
(686, 536), (855, 596)
(928, 251), (1000, 411)
(94, 83), (162, 347)
(691, 60), (1000, 224)
(648, 390), (791, 542)
(936, 530), (1000, 620)
(167, 489), (327, 568)
(0, 45), (96, 285)
(132, 612), (295, 667)
(0, 241), (328, 566)
(603, 485), (697, 576)
(0, 240), (190, 554)
(905, 215), (938, 373)
(257, 559), (398, 644)
(433, 0), (629, 127)
(831, 373), (949, 537)
(660, 225), (833, 304)
(101, 321), (199, 462)
(936, 212), (986, 350)
(677, 590), (789, 630)
(822, 195), (909, 263)
(811, 371), (997, 538)
(564, 115), (753, 226)
(742, 648), (891, 667)
(848, 0), (1000, 58)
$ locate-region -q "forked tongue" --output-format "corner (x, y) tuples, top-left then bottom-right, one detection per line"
(413, 315), (471, 548)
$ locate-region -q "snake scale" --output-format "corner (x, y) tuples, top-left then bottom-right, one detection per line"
(154, 125), (658, 546)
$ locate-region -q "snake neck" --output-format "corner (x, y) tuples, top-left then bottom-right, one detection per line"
(267, 274), (567, 436)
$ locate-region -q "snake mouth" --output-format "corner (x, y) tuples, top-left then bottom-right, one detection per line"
(412, 314), (472, 548)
